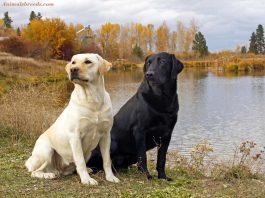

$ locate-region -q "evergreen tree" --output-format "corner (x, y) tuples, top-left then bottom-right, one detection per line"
(16, 27), (21, 36)
(29, 11), (37, 21)
(192, 32), (208, 57)
(3, 12), (12, 28)
(241, 46), (247, 53)
(256, 24), (265, 54)
(248, 32), (258, 54)
(37, 12), (42, 20)
(132, 44), (143, 59)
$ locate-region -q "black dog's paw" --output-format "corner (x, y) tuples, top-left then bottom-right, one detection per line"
(147, 174), (153, 180)
(166, 177), (173, 181)
(158, 175), (173, 181)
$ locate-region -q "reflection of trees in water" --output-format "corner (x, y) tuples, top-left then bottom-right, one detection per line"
(179, 68), (208, 100)
(105, 69), (143, 84)
(211, 69), (265, 78)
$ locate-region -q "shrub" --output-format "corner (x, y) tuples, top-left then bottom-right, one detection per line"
(0, 37), (28, 56)
(212, 141), (265, 181)
(238, 60), (252, 71)
(225, 62), (238, 71)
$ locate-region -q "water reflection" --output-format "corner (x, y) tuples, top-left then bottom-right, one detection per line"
(104, 68), (265, 158)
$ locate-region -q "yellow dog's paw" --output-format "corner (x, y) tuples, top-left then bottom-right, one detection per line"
(81, 177), (98, 185)
(106, 175), (120, 183)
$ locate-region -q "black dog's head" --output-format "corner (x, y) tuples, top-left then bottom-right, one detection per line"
(143, 52), (184, 85)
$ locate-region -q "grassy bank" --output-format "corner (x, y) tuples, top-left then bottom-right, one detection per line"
(1, 127), (265, 197)
(0, 52), (67, 95)
(1, 53), (265, 197)
(112, 57), (265, 72)
(183, 57), (265, 72)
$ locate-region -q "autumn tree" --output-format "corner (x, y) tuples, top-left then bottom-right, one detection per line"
(119, 25), (132, 59)
(184, 19), (198, 53)
(176, 21), (186, 52)
(169, 31), (177, 53)
(22, 18), (77, 59)
(3, 12), (12, 28)
(134, 23), (146, 50)
(248, 32), (257, 54)
(0, 19), (5, 36)
(156, 22), (169, 52)
(192, 32), (208, 57)
(146, 24), (154, 52)
(175, 20), (198, 53)
(97, 22), (120, 59)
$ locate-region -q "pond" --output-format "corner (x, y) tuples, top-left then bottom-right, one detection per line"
(104, 68), (265, 158)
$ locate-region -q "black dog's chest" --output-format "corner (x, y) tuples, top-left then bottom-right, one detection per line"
(145, 114), (175, 137)
(142, 112), (177, 150)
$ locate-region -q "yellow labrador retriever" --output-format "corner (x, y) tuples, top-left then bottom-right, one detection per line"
(25, 53), (120, 185)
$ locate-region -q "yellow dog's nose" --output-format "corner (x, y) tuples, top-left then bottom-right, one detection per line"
(70, 67), (79, 73)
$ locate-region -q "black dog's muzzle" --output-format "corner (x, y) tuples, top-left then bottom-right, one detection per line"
(145, 71), (155, 81)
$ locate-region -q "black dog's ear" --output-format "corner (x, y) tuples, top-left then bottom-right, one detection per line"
(143, 54), (152, 73)
(171, 54), (184, 79)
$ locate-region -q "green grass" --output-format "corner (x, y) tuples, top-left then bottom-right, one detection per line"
(1, 131), (265, 198)
(0, 136), (192, 198)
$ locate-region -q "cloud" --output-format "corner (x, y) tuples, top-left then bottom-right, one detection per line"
(1, 0), (265, 51)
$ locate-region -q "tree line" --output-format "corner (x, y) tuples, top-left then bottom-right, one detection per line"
(0, 11), (209, 60)
(240, 24), (265, 54)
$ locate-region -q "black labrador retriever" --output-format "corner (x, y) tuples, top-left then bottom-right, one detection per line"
(88, 52), (184, 180)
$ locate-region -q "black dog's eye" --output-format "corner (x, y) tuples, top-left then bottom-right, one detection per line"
(84, 60), (92, 64)
(72, 61), (76, 64)
(147, 60), (152, 65)
(159, 59), (166, 64)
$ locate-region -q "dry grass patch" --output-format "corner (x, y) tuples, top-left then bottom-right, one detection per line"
(0, 52), (66, 79)
(0, 82), (72, 139)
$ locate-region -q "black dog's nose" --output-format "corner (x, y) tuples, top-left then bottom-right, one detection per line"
(70, 67), (79, 73)
(145, 71), (154, 78)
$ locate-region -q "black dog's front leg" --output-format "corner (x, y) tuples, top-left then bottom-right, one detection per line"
(156, 135), (172, 180)
(133, 130), (152, 179)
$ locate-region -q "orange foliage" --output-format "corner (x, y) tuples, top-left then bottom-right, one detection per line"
(0, 37), (28, 56)
(22, 18), (78, 59)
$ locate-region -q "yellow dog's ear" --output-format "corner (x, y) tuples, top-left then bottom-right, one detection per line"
(65, 63), (71, 76)
(96, 54), (112, 75)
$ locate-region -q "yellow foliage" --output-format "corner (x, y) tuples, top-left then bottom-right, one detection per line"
(156, 22), (169, 52)
(238, 60), (252, 71)
(97, 22), (120, 59)
(0, 19), (4, 28)
(22, 18), (77, 59)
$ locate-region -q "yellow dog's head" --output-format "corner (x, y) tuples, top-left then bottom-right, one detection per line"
(65, 53), (112, 84)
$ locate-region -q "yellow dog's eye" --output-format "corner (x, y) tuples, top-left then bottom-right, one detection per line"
(85, 60), (92, 64)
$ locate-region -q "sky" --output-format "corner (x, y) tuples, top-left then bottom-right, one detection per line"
(1, 0), (265, 51)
